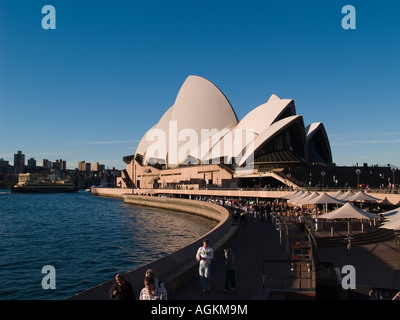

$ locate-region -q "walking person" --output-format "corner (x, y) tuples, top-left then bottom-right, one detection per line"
(109, 273), (136, 300)
(139, 276), (168, 300)
(223, 248), (236, 292)
(265, 202), (271, 222)
(145, 269), (167, 299)
(196, 239), (214, 292)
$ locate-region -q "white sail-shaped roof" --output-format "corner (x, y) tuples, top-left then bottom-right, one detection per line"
(137, 76), (238, 167)
(238, 115), (306, 166)
(305, 122), (332, 163)
(134, 75), (331, 170)
(235, 95), (296, 135)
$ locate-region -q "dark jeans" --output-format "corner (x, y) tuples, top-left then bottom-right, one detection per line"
(224, 269), (236, 290)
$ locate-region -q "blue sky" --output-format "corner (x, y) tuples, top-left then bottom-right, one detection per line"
(1, 0), (399, 170)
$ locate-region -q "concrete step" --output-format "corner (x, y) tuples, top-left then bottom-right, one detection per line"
(315, 229), (395, 248)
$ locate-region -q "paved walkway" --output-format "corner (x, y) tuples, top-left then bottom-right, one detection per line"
(169, 212), (400, 300)
(316, 237), (400, 297)
(169, 215), (305, 300)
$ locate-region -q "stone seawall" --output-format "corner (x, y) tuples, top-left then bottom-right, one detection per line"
(90, 187), (133, 198)
(123, 195), (225, 222)
(68, 192), (237, 300)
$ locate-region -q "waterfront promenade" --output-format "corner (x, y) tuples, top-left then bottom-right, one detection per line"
(81, 188), (400, 300)
(169, 218), (400, 300)
(77, 190), (309, 300)
(169, 215), (311, 300)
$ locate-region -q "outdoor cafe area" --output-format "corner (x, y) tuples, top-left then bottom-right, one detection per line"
(280, 189), (400, 237)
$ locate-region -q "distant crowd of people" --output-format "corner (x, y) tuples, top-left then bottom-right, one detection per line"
(193, 193), (391, 218)
(192, 195), (300, 222)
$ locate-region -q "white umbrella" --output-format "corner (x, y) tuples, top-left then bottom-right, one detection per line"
(380, 215), (400, 230)
(308, 193), (345, 230)
(307, 192), (345, 214)
(337, 190), (355, 201)
(289, 191), (319, 205)
(346, 191), (382, 209)
(380, 207), (400, 224)
(308, 192), (345, 205)
(287, 191), (310, 205)
(378, 197), (394, 206)
(319, 202), (377, 220)
(319, 202), (377, 234)
(346, 191), (382, 202)
(283, 190), (302, 200)
(294, 191), (311, 200)
(380, 207), (400, 230)
(330, 190), (344, 199)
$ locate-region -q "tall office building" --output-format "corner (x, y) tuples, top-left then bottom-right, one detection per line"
(0, 158), (10, 172)
(93, 162), (105, 172)
(78, 161), (90, 171)
(78, 161), (86, 171)
(27, 158), (36, 169)
(53, 159), (66, 170)
(42, 159), (52, 169)
(14, 151), (25, 173)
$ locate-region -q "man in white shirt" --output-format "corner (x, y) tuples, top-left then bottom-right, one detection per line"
(196, 239), (214, 292)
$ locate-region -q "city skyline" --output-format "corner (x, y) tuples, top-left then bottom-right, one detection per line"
(1, 1), (400, 170)
(1, 149), (111, 171)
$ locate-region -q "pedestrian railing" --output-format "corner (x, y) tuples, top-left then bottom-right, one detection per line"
(262, 259), (314, 292)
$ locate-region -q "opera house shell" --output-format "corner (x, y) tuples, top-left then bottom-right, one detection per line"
(120, 75), (332, 189)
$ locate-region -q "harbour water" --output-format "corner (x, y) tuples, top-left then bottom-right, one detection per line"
(0, 190), (216, 300)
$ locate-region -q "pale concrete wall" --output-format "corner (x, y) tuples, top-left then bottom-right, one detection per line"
(91, 186), (292, 201)
(123, 195), (226, 222)
(91, 187), (133, 198)
(124, 156), (235, 189)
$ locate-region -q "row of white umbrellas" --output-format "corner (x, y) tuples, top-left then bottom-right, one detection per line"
(283, 190), (400, 230)
(284, 190), (382, 206)
(285, 191), (342, 206)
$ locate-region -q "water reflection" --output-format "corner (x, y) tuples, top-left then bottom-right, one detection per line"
(0, 191), (216, 299)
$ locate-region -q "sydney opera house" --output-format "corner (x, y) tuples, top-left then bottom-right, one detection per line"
(118, 75), (332, 190)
